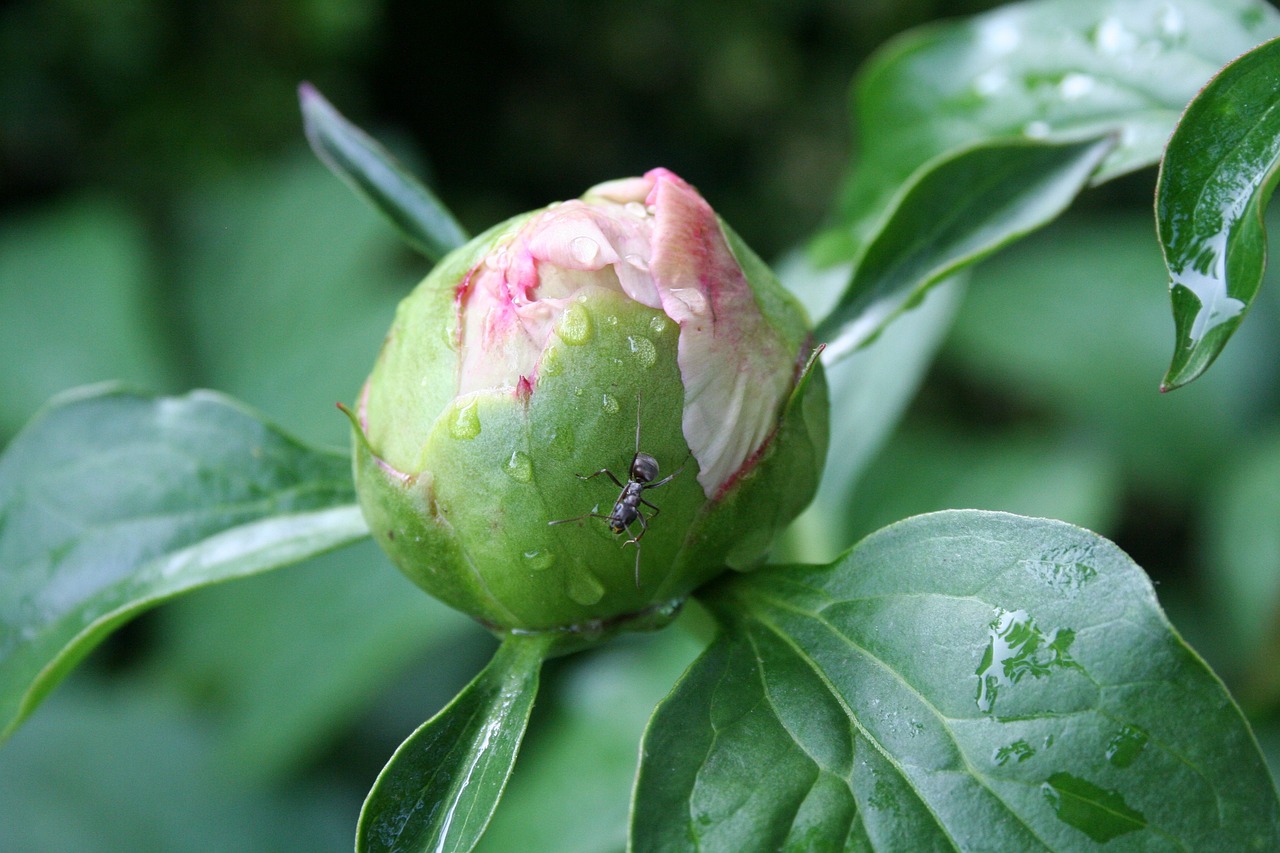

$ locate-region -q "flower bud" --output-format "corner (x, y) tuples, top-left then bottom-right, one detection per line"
(351, 168), (827, 647)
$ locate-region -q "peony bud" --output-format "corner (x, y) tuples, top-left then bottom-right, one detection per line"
(351, 168), (827, 647)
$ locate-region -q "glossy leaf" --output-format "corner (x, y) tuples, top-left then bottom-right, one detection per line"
(358, 633), (553, 853)
(633, 510), (1279, 851)
(0, 385), (367, 740)
(300, 83), (469, 262)
(1157, 37), (1280, 389)
(816, 136), (1114, 360)
(821, 0), (1280, 264)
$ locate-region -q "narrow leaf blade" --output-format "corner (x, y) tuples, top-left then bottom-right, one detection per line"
(1158, 37), (1280, 390)
(0, 385), (368, 740)
(358, 634), (552, 853)
(299, 83), (469, 261)
(817, 136), (1115, 359)
(633, 510), (1279, 851)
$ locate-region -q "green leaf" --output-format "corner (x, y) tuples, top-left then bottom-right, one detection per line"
(358, 633), (554, 853)
(633, 510), (1279, 851)
(816, 136), (1114, 360)
(1157, 37), (1280, 390)
(299, 83), (469, 262)
(0, 385), (367, 741)
(823, 0), (1280, 263)
(477, 624), (706, 853)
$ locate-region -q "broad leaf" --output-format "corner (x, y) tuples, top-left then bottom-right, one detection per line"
(816, 136), (1113, 359)
(1157, 37), (1280, 390)
(634, 510), (1278, 851)
(822, 0), (1280, 263)
(358, 633), (553, 853)
(300, 83), (469, 262)
(0, 385), (368, 740)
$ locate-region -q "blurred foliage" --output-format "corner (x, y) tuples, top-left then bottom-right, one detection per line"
(3, 0), (1280, 849)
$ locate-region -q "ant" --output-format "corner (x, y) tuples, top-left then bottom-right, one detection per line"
(549, 394), (684, 585)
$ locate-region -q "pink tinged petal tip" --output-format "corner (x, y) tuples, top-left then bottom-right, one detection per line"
(646, 170), (792, 497)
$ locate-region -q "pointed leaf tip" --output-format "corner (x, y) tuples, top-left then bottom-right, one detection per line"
(298, 83), (469, 263)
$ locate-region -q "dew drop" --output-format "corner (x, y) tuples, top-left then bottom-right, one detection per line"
(540, 346), (563, 376)
(1042, 773), (1146, 842)
(1105, 724), (1148, 768)
(449, 399), (481, 440)
(604, 314), (619, 327)
(624, 201), (647, 217)
(668, 287), (708, 314)
(557, 302), (594, 345)
(628, 335), (657, 368)
(567, 569), (605, 605)
(570, 235), (600, 265)
(601, 393), (620, 415)
(993, 739), (1036, 766)
(648, 314), (671, 336)
(523, 550), (555, 571)
(505, 450), (533, 483)
(623, 253), (650, 271)
(974, 608), (1080, 713)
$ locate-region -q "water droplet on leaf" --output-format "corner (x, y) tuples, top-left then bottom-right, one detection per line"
(601, 393), (620, 415)
(1041, 772), (1146, 842)
(1105, 725), (1148, 768)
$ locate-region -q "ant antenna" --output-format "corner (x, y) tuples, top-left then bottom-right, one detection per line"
(634, 392), (642, 455)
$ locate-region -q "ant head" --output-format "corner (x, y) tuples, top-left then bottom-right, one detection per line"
(631, 452), (659, 483)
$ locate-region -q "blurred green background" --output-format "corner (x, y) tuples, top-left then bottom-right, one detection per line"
(3, 0), (1279, 850)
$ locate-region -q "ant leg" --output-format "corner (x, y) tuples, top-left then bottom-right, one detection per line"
(578, 468), (625, 488)
(644, 462), (687, 490)
(638, 497), (661, 521)
(622, 512), (649, 547)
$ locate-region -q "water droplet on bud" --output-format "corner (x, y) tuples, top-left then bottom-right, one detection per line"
(505, 450), (533, 482)
(649, 315), (671, 336)
(624, 201), (647, 217)
(449, 400), (481, 440)
(523, 550), (555, 571)
(557, 303), (594, 345)
(628, 335), (657, 368)
(601, 393), (620, 415)
(570, 236), (600, 264)
(623, 253), (650, 272)
(567, 569), (606, 605)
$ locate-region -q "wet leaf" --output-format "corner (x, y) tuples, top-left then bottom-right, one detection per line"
(816, 136), (1114, 360)
(1157, 37), (1280, 389)
(822, 0), (1280, 264)
(358, 634), (552, 853)
(300, 83), (469, 262)
(633, 511), (1279, 851)
(0, 385), (367, 740)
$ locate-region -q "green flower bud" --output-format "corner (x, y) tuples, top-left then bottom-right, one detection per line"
(351, 168), (827, 648)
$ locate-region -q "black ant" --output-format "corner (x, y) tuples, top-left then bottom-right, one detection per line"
(548, 394), (684, 585)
